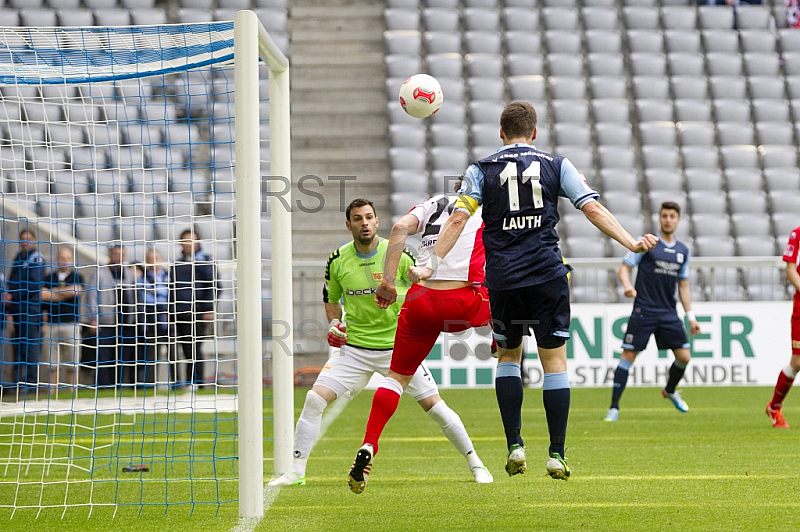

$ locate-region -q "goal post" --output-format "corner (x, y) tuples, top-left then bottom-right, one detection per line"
(0, 11), (293, 520)
(233, 9), (293, 518)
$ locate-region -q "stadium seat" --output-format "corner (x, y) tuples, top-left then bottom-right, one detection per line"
(736, 235), (777, 257)
(588, 53), (625, 77)
(552, 100), (590, 123)
(390, 147), (427, 172)
(729, 189), (767, 215)
(556, 145), (594, 170)
(603, 190), (643, 215)
(697, 5), (735, 30)
(464, 8), (500, 31)
(661, 6), (697, 30)
(623, 6), (660, 30)
(713, 100), (752, 122)
(644, 168), (682, 192)
(744, 53), (781, 77)
(582, 7), (619, 31)
(549, 77), (586, 100)
(760, 145), (798, 169)
(385, 30), (422, 55)
(753, 99), (791, 123)
(692, 213), (731, 238)
(600, 168), (638, 192)
(724, 168), (762, 192)
(554, 123), (591, 147)
(469, 100), (505, 124)
(585, 30), (622, 54)
(391, 170), (428, 195)
(630, 52), (668, 77)
(636, 99), (674, 122)
(505, 31), (541, 54)
(668, 53), (705, 77)
(595, 123), (633, 146)
(508, 75), (546, 100)
(675, 99), (713, 122)
(628, 30), (664, 53)
(677, 122), (715, 146)
(694, 237), (736, 257)
(468, 78), (504, 101)
(673, 76), (709, 100)
(736, 4), (773, 30)
(642, 145), (679, 169)
(465, 53), (504, 78)
(598, 146), (636, 170)
(570, 269), (612, 303)
(688, 190), (727, 215)
(94, 8), (131, 25)
(502, 7), (540, 32)
(748, 77), (786, 100)
(566, 237), (608, 259)
(708, 76), (747, 101)
(700, 266), (744, 300)
(720, 145), (759, 170)
(390, 123), (427, 149)
(386, 55), (422, 79)
(770, 190), (800, 214)
(741, 30), (777, 53)
(732, 213), (772, 238)
(464, 31), (502, 54)
(684, 168), (723, 192)
(707, 53), (744, 77)
(470, 123), (501, 146)
(773, 212), (800, 237)
(614, 213), (646, 238)
(592, 99), (630, 123)
(426, 53), (463, 78)
(590, 76), (627, 99)
(506, 53), (544, 76)
(547, 53), (584, 77)
(424, 31), (462, 54)
(717, 122), (755, 146)
(430, 147), (468, 172)
(632, 76), (670, 100)
(639, 121), (677, 146)
(702, 29), (739, 54)
(542, 7), (580, 31)
(764, 167), (800, 193)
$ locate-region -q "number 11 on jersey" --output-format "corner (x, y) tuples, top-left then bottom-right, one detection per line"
(499, 161), (543, 212)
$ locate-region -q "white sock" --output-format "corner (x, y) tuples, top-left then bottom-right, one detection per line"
(426, 400), (483, 469)
(290, 390), (328, 476)
(784, 364), (798, 379)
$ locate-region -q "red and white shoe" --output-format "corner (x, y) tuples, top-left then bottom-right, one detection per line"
(766, 403), (790, 428)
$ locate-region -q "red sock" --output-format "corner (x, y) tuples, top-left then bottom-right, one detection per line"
(771, 370), (795, 409)
(363, 386), (401, 454)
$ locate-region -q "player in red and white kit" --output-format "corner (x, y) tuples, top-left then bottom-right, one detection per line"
(347, 192), (493, 494)
(766, 226), (800, 428)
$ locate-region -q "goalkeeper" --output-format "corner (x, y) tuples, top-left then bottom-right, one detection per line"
(269, 198), (491, 487)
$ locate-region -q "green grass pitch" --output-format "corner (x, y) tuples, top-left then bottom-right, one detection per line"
(2, 386), (799, 531)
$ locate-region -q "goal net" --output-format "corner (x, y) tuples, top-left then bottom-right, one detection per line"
(0, 12), (292, 519)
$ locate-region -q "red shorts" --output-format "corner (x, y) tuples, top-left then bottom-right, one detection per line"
(792, 298), (800, 355)
(390, 284), (491, 376)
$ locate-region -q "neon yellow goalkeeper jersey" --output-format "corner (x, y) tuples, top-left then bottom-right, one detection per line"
(323, 238), (415, 350)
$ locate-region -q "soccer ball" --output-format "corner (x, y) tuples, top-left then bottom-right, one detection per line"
(399, 74), (444, 119)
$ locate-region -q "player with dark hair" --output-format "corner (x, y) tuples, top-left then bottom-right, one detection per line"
(347, 185), (494, 494)
(408, 101), (657, 480)
(605, 201), (701, 422)
(269, 198), (490, 487)
(765, 225), (800, 428)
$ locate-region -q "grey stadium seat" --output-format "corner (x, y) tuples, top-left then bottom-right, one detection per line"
(709, 76), (747, 100)
(386, 55), (421, 79)
(600, 168), (638, 192)
(469, 100), (505, 124)
(588, 53), (625, 77)
(508, 75), (547, 100)
(466, 54), (504, 78)
(717, 122), (755, 146)
(385, 30), (422, 55)
(554, 123), (591, 146)
(595, 123), (633, 146)
(692, 213), (731, 238)
(774, 212), (800, 238)
(627, 30), (664, 53)
(675, 99), (712, 122)
(688, 190), (727, 216)
(549, 77), (587, 100)
(630, 53), (668, 77)
(642, 145), (679, 169)
(694, 236), (736, 257)
(603, 190), (643, 215)
(471, 123), (502, 146)
(391, 170), (428, 195)
(736, 4), (772, 30)
(740, 30), (777, 53)
(639, 121), (677, 146)
(542, 7), (580, 31)
(770, 190), (800, 214)
(637, 99), (674, 122)
(724, 168), (762, 191)
(753, 100), (791, 123)
(706, 53), (744, 77)
(566, 236), (608, 259)
(703, 31), (738, 55)
(681, 146), (719, 170)
(585, 30), (622, 54)
(697, 5), (734, 30)
(764, 167), (800, 193)
(426, 101), (466, 125)
(423, 8), (457, 32)
(678, 122), (715, 146)
(760, 145), (798, 169)
(668, 53), (705, 77)
(390, 123), (426, 149)
(744, 53), (782, 77)
(502, 7), (540, 32)
(590, 77), (627, 99)
(424, 31), (461, 54)
(427, 53), (463, 79)
(430, 147), (468, 172)
(556, 145), (594, 170)
(468, 78), (505, 101)
(464, 8), (500, 31)
(633, 76), (670, 100)
(386, 8), (421, 31)
(390, 147), (427, 172)
(736, 236), (778, 257)
(661, 6), (697, 30)
(721, 145), (759, 170)
(732, 213), (772, 238)
(598, 146), (636, 170)
(665, 30), (702, 53)
(644, 168), (683, 192)
(552, 100), (590, 123)
(582, 7), (619, 31)
(714, 100), (752, 122)
(465, 31), (502, 54)
(507, 54), (545, 76)
(547, 54), (584, 77)
(505, 31), (541, 54)
(623, 7), (660, 30)
(592, 99), (630, 123)
(685, 168), (723, 192)
(748, 77), (786, 100)
(729, 189), (768, 215)
(672, 76), (709, 100)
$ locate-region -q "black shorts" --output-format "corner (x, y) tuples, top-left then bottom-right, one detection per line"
(489, 276), (571, 351)
(621, 309), (689, 352)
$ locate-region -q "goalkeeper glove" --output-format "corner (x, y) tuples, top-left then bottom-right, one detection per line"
(327, 319), (347, 348)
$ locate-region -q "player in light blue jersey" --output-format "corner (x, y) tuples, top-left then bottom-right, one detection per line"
(605, 201), (702, 422)
(411, 101), (658, 480)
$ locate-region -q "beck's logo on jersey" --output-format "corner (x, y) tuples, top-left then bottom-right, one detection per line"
(347, 287), (377, 296)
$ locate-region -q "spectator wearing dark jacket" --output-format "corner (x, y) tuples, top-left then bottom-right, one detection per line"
(171, 230), (216, 389)
(4, 229), (47, 388)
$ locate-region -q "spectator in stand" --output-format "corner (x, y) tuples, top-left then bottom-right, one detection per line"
(788, 0), (800, 28)
(135, 248), (170, 387)
(88, 244), (136, 388)
(4, 229), (47, 389)
(171, 229), (216, 390)
(40, 247), (85, 390)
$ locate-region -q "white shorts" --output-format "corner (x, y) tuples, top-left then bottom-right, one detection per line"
(42, 322), (80, 365)
(314, 344), (439, 402)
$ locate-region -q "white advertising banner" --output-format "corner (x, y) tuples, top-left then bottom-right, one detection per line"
(422, 301), (793, 388)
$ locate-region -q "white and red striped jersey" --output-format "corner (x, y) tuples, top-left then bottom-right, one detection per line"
(783, 226), (800, 305)
(408, 195), (485, 283)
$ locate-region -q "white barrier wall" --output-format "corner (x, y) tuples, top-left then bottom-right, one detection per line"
(423, 302), (793, 388)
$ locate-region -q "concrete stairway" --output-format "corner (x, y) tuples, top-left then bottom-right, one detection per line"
(288, 0), (391, 261)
